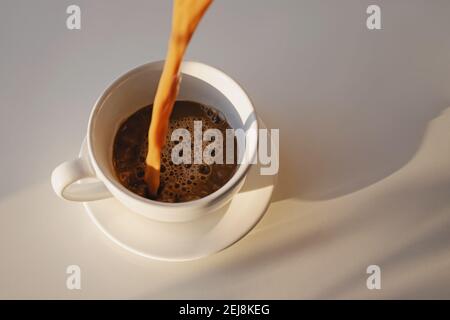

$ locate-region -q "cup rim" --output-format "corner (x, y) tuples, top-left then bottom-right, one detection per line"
(87, 60), (259, 210)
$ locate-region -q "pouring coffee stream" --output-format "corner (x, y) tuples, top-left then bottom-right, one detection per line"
(144, 0), (213, 197)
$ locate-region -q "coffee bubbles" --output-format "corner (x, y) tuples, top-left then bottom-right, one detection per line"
(113, 101), (237, 203)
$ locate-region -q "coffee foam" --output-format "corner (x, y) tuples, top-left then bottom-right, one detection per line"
(157, 107), (223, 202)
(113, 101), (236, 203)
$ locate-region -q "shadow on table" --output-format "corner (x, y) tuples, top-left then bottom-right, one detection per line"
(137, 107), (450, 299)
(139, 158), (450, 298)
(267, 101), (449, 202)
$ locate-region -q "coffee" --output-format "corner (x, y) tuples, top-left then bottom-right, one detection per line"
(113, 101), (237, 203)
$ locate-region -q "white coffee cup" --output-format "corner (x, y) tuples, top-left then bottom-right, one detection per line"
(51, 61), (258, 222)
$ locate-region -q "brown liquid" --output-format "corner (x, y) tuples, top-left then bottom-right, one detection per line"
(145, 0), (213, 195)
(113, 101), (237, 203)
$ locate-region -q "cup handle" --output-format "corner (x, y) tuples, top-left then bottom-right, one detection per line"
(51, 157), (112, 201)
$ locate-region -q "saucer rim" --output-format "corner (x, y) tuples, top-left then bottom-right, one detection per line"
(81, 118), (276, 261)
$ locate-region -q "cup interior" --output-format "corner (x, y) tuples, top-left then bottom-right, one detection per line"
(88, 61), (258, 206)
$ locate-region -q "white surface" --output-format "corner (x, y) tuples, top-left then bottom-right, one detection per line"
(1, 0), (450, 299)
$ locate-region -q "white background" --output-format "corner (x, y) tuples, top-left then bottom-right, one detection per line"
(0, 0), (450, 298)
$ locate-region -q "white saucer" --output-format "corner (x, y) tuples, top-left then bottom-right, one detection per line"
(81, 120), (276, 261)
